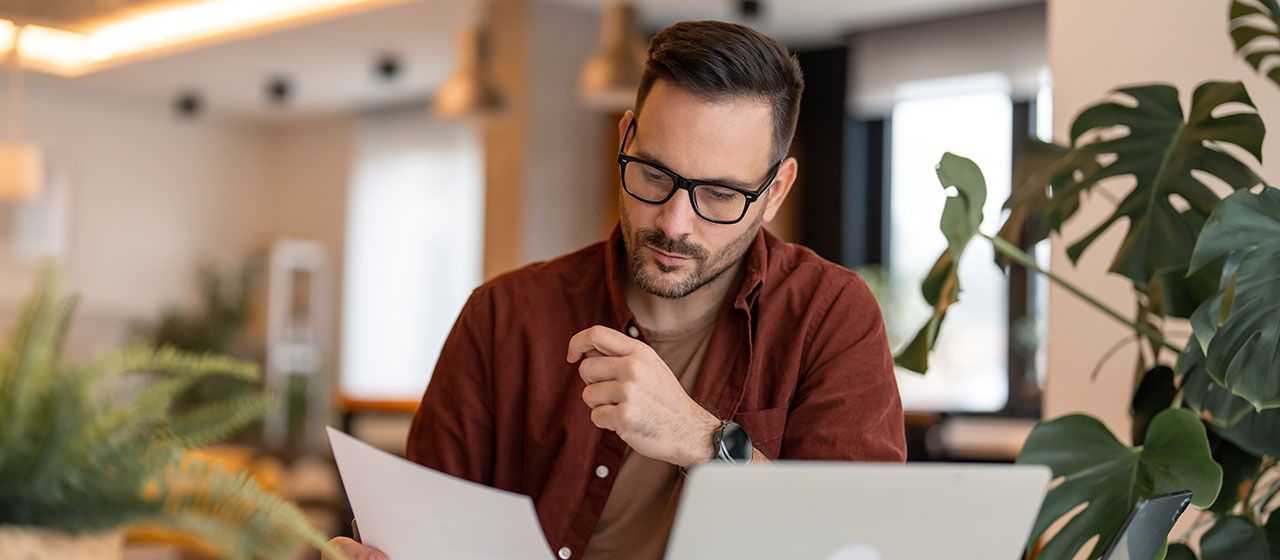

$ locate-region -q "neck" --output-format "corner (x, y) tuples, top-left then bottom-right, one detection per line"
(625, 259), (743, 334)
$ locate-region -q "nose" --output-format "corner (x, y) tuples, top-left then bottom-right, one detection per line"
(654, 188), (699, 241)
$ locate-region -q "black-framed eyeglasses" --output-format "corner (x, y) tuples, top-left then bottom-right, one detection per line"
(617, 119), (782, 225)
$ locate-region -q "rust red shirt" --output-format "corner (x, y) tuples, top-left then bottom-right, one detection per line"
(406, 226), (906, 558)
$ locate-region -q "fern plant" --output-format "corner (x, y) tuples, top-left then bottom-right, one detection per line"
(0, 269), (335, 559)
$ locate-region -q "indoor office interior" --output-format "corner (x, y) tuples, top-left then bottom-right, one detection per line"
(1, 0), (1277, 559)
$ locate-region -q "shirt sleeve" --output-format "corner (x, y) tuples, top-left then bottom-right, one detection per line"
(780, 274), (907, 462)
(405, 285), (497, 484)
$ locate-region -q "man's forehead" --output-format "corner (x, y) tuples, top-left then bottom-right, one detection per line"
(640, 81), (772, 135)
(633, 84), (774, 179)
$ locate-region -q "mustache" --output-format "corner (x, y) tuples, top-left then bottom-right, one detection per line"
(638, 229), (707, 260)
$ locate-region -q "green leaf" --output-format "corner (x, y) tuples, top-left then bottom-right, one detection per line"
(1017, 409), (1222, 559)
(151, 456), (331, 559)
(1183, 341), (1280, 463)
(1272, 514), (1280, 559)
(938, 152), (988, 261)
(893, 153), (986, 374)
(1188, 187), (1280, 410)
(1053, 81), (1264, 290)
(1147, 210), (1221, 319)
(1132, 366), (1177, 445)
(1213, 406), (1280, 458)
(894, 252), (955, 373)
(1183, 340), (1280, 464)
(996, 139), (1075, 267)
(1200, 515), (1280, 560)
(0, 268), (327, 558)
(166, 390), (270, 448)
(1230, 0), (1280, 89)
(1166, 542), (1200, 560)
(1181, 343), (1256, 428)
(1204, 431), (1262, 515)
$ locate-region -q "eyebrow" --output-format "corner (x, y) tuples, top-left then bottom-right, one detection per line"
(632, 149), (758, 191)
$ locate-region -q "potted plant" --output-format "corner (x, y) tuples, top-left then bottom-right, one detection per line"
(897, 1), (1280, 557)
(0, 269), (335, 559)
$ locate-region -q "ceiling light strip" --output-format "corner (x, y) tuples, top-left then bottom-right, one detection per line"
(0, 0), (398, 76)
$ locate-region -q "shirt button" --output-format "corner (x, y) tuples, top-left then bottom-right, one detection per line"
(626, 325), (640, 338)
(595, 465), (609, 478)
(558, 546), (572, 559)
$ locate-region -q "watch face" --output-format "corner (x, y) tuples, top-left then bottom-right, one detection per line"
(717, 421), (753, 463)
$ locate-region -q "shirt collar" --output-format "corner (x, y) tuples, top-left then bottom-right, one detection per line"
(604, 224), (771, 330)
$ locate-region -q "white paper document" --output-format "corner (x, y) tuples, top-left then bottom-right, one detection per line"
(326, 427), (553, 560)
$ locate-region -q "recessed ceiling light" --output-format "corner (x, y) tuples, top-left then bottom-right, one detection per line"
(0, 0), (403, 77)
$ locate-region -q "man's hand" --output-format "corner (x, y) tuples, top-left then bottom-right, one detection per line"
(323, 537), (387, 560)
(567, 325), (721, 468)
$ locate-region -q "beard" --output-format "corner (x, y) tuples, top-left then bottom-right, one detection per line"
(619, 200), (763, 299)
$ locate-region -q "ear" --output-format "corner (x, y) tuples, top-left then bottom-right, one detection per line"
(761, 157), (798, 223)
(617, 110), (635, 148)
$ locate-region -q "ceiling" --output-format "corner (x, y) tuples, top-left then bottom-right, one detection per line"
(569, 0), (1042, 46)
(12, 0), (1041, 121)
(24, 0), (475, 121)
(0, 0), (185, 31)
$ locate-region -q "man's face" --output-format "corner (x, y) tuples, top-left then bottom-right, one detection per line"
(618, 80), (795, 299)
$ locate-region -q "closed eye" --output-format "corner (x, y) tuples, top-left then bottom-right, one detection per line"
(701, 186), (740, 200)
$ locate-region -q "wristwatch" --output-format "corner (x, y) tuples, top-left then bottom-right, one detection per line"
(713, 419), (753, 465)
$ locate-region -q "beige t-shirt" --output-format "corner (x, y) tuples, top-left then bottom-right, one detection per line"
(582, 305), (720, 560)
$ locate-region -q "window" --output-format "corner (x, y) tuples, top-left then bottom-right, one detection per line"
(340, 110), (484, 401)
(886, 73), (1013, 412)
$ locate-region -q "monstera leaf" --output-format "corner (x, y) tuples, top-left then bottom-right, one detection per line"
(1180, 343), (1256, 428)
(1051, 81), (1264, 290)
(1200, 515), (1280, 560)
(995, 139), (1074, 268)
(1204, 431), (1262, 516)
(1018, 409), (1222, 560)
(1230, 0), (1280, 88)
(1181, 345), (1267, 515)
(1188, 187), (1280, 410)
(1185, 342), (1280, 458)
(1214, 406), (1280, 458)
(1166, 543), (1200, 560)
(894, 153), (986, 374)
(1131, 366), (1177, 445)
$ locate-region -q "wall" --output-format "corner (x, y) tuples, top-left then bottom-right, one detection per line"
(0, 74), (360, 388)
(0, 77), (271, 360)
(522, 0), (608, 263)
(259, 116), (356, 416)
(483, 0), (609, 278)
(849, 4), (1047, 118)
(1045, 0), (1280, 436)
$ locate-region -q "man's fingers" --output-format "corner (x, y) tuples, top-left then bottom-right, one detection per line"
(567, 325), (638, 363)
(323, 537), (388, 560)
(590, 404), (621, 432)
(582, 380), (626, 408)
(577, 355), (635, 385)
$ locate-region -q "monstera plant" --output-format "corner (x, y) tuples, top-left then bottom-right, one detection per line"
(896, 2), (1280, 558)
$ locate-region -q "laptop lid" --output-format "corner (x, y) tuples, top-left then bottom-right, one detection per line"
(665, 462), (1051, 560)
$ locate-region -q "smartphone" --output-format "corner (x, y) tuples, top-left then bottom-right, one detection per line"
(1100, 490), (1193, 560)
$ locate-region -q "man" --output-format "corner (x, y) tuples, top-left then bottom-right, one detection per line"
(327, 20), (905, 560)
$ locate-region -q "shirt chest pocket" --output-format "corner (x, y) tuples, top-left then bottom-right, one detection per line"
(731, 406), (788, 460)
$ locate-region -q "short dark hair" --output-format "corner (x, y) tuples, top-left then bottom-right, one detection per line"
(634, 20), (805, 163)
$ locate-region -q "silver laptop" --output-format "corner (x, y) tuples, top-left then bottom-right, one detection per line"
(665, 462), (1051, 560)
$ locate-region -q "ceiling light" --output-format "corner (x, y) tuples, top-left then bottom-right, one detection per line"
(433, 23), (503, 118)
(0, 143), (44, 201)
(579, 3), (647, 112)
(2, 26), (44, 202)
(0, 0), (400, 77)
